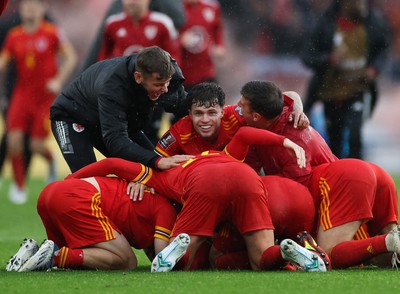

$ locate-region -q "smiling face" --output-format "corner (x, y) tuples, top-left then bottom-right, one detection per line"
(134, 71), (171, 101)
(189, 103), (224, 142)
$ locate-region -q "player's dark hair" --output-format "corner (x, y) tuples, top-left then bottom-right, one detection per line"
(186, 82), (225, 110)
(136, 46), (175, 79)
(240, 80), (284, 119)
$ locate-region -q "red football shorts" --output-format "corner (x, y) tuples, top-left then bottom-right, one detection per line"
(37, 179), (118, 248)
(171, 161), (273, 237)
(261, 175), (316, 239)
(310, 159), (377, 231)
(7, 87), (54, 138)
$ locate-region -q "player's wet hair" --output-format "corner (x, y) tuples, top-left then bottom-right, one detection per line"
(240, 80), (284, 119)
(136, 46), (175, 79)
(186, 82), (225, 110)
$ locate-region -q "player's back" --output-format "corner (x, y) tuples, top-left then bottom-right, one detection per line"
(95, 176), (176, 250)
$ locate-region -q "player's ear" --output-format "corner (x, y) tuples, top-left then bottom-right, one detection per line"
(252, 112), (262, 122)
(134, 71), (143, 84)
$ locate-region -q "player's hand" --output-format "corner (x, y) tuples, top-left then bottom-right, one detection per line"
(289, 111), (309, 129)
(127, 182), (155, 202)
(157, 155), (194, 170)
(46, 78), (63, 95)
(283, 138), (306, 168)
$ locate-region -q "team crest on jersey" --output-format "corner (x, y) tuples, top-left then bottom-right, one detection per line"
(116, 27), (127, 37)
(159, 132), (176, 149)
(184, 26), (207, 54)
(235, 105), (243, 116)
(144, 25), (158, 40)
(35, 38), (49, 52)
(72, 123), (85, 133)
(203, 8), (215, 22)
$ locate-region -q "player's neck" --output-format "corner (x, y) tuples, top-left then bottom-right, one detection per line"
(23, 19), (41, 33)
(129, 10), (148, 22)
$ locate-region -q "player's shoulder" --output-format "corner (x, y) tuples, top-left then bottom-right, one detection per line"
(157, 116), (193, 152)
(7, 24), (24, 37)
(170, 115), (194, 133)
(222, 104), (246, 124)
(38, 21), (64, 39)
(149, 11), (175, 26)
(148, 11), (177, 37)
(105, 12), (127, 26)
(223, 104), (240, 114)
(201, 0), (221, 9)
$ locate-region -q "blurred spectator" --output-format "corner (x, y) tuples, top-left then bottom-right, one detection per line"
(301, 0), (391, 159)
(218, 0), (305, 55)
(374, 0), (400, 80)
(82, 0), (185, 71)
(0, 0), (77, 204)
(179, 0), (225, 90)
(98, 0), (180, 62)
(0, 1), (58, 187)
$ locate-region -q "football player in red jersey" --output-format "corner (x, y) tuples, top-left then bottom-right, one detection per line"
(6, 175), (177, 272)
(179, 0), (225, 89)
(238, 80), (399, 269)
(98, 0), (180, 63)
(154, 82), (316, 270)
(0, 0), (77, 204)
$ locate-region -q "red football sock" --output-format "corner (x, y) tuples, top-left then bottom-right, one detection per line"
(330, 235), (387, 269)
(214, 251), (251, 270)
(11, 154), (26, 188)
(53, 247), (84, 269)
(260, 245), (286, 270)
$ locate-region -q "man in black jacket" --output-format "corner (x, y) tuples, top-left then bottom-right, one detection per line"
(301, 0), (391, 159)
(51, 46), (192, 172)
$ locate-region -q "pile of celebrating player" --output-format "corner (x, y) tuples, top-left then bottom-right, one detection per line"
(5, 46), (398, 273)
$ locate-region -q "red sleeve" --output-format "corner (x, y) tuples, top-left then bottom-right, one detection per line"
(155, 121), (186, 157)
(225, 126), (285, 161)
(65, 158), (154, 185)
(2, 30), (16, 56)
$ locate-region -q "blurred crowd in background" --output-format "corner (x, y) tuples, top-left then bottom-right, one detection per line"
(1, 0), (400, 173)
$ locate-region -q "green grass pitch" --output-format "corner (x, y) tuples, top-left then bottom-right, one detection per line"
(1, 176), (400, 294)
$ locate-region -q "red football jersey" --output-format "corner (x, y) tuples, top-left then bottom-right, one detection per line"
(1, 21), (64, 93)
(98, 11), (180, 62)
(155, 104), (245, 157)
(180, 0), (224, 86)
(247, 96), (337, 186)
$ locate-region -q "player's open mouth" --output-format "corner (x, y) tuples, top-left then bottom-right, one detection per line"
(200, 126), (212, 130)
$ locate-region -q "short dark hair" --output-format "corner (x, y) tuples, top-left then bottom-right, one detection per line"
(240, 80), (284, 119)
(136, 46), (176, 79)
(187, 82), (225, 110)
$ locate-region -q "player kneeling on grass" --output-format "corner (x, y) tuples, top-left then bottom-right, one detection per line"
(6, 176), (180, 272)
